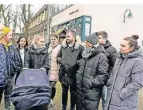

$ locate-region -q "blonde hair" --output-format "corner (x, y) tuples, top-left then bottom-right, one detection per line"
(31, 35), (45, 45)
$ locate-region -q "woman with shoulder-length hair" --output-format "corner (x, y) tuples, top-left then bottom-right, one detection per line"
(17, 36), (28, 66)
(106, 35), (143, 110)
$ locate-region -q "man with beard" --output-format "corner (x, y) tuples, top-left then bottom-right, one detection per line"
(58, 30), (84, 110)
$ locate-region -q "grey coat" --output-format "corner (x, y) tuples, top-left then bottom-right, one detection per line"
(106, 47), (143, 110)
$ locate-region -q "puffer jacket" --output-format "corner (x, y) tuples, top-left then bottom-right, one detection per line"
(105, 47), (143, 110)
(24, 44), (49, 72)
(48, 44), (61, 81)
(0, 43), (22, 88)
(76, 46), (109, 110)
(103, 40), (117, 77)
(58, 36), (84, 86)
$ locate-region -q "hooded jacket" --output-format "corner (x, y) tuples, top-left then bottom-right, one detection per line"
(106, 47), (143, 110)
(103, 40), (117, 77)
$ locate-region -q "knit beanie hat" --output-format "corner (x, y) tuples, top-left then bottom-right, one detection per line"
(85, 33), (98, 45)
(0, 26), (11, 39)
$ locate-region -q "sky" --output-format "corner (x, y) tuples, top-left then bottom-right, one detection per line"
(32, 4), (44, 14)
(9, 4), (45, 33)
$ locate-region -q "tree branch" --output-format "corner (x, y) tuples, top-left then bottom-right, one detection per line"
(4, 4), (11, 11)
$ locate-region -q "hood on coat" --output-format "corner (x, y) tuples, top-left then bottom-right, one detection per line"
(62, 35), (81, 49)
(87, 45), (106, 59)
(104, 40), (112, 48)
(118, 46), (143, 59)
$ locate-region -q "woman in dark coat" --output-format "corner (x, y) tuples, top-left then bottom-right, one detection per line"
(105, 35), (143, 110)
(16, 36), (28, 66)
(23, 35), (49, 110)
(76, 33), (109, 110)
(24, 35), (49, 72)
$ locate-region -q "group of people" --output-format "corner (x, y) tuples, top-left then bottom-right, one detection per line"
(0, 23), (143, 110)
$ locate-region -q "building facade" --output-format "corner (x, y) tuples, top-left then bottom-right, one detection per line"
(28, 5), (49, 42)
(28, 4), (71, 42)
(51, 4), (143, 50)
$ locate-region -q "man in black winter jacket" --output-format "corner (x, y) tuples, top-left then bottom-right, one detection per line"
(98, 31), (117, 110)
(58, 30), (84, 110)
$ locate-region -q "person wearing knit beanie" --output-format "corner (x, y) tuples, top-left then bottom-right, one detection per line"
(0, 26), (11, 39)
(0, 26), (12, 49)
(85, 33), (99, 47)
(76, 32), (108, 110)
(0, 25), (22, 110)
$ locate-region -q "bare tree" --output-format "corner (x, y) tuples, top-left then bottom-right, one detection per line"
(12, 5), (19, 33)
(17, 17), (23, 33)
(19, 4), (33, 38)
(0, 4), (12, 27)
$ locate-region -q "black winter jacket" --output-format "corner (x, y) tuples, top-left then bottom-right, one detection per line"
(58, 38), (84, 86)
(103, 40), (117, 76)
(24, 45), (49, 72)
(76, 46), (109, 110)
(16, 47), (28, 67)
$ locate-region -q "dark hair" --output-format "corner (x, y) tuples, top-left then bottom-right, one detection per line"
(17, 36), (28, 49)
(131, 35), (139, 40)
(98, 31), (108, 39)
(67, 30), (76, 38)
(124, 36), (138, 49)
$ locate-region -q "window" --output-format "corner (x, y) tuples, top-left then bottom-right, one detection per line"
(50, 4), (72, 16)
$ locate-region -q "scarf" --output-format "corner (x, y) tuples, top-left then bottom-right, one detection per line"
(33, 43), (45, 53)
(82, 47), (95, 59)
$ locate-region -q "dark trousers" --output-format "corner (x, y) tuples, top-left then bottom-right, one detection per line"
(0, 78), (13, 110)
(5, 78), (13, 110)
(50, 81), (57, 100)
(27, 105), (48, 110)
(61, 81), (76, 109)
(0, 88), (4, 103)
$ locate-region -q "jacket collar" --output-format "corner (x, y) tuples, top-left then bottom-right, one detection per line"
(62, 35), (81, 50)
(103, 40), (112, 48)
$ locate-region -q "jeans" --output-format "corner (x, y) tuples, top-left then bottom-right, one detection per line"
(102, 85), (108, 110)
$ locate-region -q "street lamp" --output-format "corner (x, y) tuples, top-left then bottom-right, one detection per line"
(123, 9), (133, 23)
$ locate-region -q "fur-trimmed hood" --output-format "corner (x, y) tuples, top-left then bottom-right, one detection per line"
(62, 35), (82, 49)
